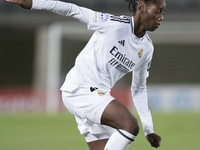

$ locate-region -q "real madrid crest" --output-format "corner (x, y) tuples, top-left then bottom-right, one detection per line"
(97, 90), (105, 96)
(137, 49), (143, 58)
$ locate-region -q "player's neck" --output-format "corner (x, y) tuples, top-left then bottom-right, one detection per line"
(133, 15), (146, 38)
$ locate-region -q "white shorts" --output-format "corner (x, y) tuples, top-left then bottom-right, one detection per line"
(61, 87), (116, 142)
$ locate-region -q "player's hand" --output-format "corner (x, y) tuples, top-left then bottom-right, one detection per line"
(146, 133), (161, 148)
(6, 0), (32, 9)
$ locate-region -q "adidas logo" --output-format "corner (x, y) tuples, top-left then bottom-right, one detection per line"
(118, 40), (125, 46)
(90, 87), (98, 92)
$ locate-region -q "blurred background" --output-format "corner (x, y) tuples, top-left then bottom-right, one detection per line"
(0, 0), (200, 113)
(1, 1), (200, 150)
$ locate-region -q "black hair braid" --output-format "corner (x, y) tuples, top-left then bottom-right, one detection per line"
(125, 0), (138, 14)
(125, 0), (156, 15)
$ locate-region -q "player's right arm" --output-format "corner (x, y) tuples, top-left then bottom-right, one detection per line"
(7, 0), (117, 32)
(6, 0), (92, 24)
(6, 0), (32, 9)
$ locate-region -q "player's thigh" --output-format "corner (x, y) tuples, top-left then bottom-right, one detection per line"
(101, 99), (139, 135)
(87, 139), (108, 150)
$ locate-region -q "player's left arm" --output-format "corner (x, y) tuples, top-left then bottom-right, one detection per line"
(131, 55), (161, 148)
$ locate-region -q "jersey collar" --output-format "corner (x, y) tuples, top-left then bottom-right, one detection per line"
(131, 16), (146, 42)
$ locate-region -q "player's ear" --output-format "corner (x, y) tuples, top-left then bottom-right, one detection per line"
(137, 1), (146, 14)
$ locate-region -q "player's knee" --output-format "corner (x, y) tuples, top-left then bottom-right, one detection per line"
(131, 120), (140, 136)
(135, 121), (140, 135)
(124, 118), (140, 136)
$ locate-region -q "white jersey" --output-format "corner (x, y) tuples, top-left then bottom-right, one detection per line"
(32, 0), (154, 136)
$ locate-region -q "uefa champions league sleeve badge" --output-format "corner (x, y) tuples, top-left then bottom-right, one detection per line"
(99, 12), (110, 22)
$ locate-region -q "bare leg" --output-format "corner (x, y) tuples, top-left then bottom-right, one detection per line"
(87, 139), (108, 150)
(86, 99), (139, 150)
(101, 99), (139, 136)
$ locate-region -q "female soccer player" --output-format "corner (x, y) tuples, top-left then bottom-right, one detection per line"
(7, 0), (166, 149)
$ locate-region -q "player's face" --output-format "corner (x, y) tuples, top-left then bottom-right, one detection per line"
(142, 0), (166, 31)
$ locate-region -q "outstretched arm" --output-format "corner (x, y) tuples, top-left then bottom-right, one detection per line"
(7, 0), (32, 9)
(6, 0), (92, 24)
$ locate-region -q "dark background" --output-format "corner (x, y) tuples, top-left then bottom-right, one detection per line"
(1, 0), (200, 88)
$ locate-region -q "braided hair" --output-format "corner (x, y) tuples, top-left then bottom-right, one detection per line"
(125, 0), (156, 15)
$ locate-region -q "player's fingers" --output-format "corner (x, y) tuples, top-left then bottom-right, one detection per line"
(6, 0), (17, 3)
(152, 138), (161, 148)
(149, 137), (159, 148)
(6, 0), (22, 5)
(146, 133), (161, 148)
(151, 140), (158, 148)
(7, 0), (32, 9)
(157, 136), (162, 147)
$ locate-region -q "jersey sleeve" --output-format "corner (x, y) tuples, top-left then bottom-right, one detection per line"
(131, 51), (154, 136)
(31, 0), (117, 33)
(31, 0), (92, 24)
